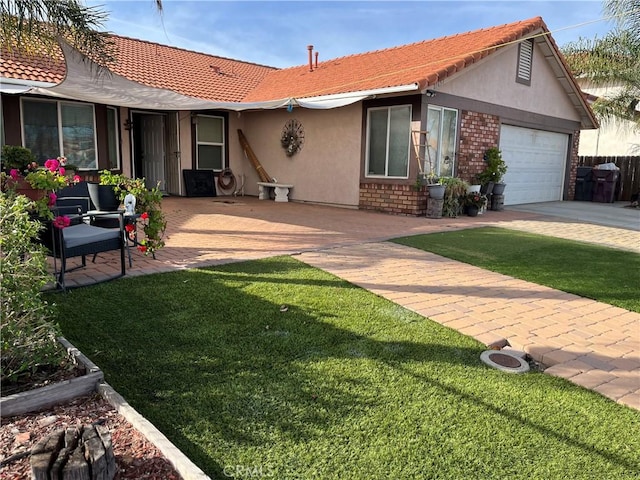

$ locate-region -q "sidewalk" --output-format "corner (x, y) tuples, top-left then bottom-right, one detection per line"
(49, 197), (640, 409)
(297, 242), (639, 410)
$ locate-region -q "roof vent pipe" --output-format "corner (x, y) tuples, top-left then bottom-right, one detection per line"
(307, 45), (314, 72)
(315, 51), (318, 69)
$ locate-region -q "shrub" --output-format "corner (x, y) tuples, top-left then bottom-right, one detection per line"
(476, 147), (507, 185)
(0, 192), (63, 385)
(441, 177), (469, 217)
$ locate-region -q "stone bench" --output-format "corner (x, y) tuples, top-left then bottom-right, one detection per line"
(257, 182), (293, 202)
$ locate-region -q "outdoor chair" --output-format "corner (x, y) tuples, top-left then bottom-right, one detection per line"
(56, 185), (137, 267)
(43, 206), (126, 290)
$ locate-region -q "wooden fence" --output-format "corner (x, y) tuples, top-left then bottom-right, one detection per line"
(578, 156), (640, 201)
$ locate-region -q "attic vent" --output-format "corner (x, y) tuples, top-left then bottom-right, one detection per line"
(516, 39), (533, 85)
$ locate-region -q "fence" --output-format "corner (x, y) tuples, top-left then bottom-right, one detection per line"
(578, 156), (640, 202)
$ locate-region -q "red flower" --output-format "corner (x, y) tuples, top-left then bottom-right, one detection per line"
(125, 224), (135, 232)
(140, 212), (149, 220)
(137, 244), (147, 253)
(44, 158), (60, 172)
(53, 215), (71, 229)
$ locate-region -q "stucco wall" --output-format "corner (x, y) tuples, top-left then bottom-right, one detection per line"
(439, 42), (581, 123)
(577, 81), (639, 156)
(230, 104), (362, 207)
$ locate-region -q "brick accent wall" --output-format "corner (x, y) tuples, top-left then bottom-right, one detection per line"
(457, 110), (500, 184)
(567, 130), (580, 200)
(359, 183), (427, 216)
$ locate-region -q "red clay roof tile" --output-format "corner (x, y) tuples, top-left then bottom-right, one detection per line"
(2, 17), (547, 103)
(244, 17), (546, 101)
(2, 34), (276, 102)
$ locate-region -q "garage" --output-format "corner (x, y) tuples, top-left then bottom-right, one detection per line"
(499, 125), (569, 205)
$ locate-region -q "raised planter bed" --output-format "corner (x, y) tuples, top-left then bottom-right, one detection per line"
(0, 337), (103, 418)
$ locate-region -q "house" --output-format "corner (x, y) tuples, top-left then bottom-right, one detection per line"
(0, 16), (597, 214)
(576, 79), (639, 156)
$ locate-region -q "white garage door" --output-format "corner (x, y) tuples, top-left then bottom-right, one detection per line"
(499, 125), (569, 205)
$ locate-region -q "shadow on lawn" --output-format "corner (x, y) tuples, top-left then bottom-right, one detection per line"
(52, 258), (639, 477)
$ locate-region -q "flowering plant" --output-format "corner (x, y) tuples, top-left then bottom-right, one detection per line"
(2, 154), (81, 220)
(98, 170), (166, 255)
(463, 191), (487, 209)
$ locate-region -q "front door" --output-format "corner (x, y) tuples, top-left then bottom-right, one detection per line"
(134, 113), (165, 191)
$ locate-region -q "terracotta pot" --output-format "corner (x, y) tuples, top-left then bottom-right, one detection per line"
(7, 178), (46, 201)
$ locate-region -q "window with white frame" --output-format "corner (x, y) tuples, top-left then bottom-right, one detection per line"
(366, 105), (411, 178)
(196, 115), (224, 170)
(426, 105), (458, 177)
(106, 107), (120, 170)
(21, 98), (97, 168)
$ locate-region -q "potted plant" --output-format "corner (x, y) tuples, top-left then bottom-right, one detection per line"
(96, 170), (167, 255)
(476, 147), (507, 195)
(2, 155), (75, 220)
(1, 145), (37, 174)
(463, 191), (487, 217)
(440, 177), (469, 217)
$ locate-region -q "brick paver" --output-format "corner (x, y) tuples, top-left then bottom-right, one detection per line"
(49, 196), (640, 409)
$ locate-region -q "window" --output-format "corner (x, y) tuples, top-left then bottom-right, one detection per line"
(426, 106), (458, 177)
(21, 98), (97, 168)
(516, 39), (534, 85)
(366, 105), (411, 178)
(196, 115), (224, 170)
(106, 107), (120, 170)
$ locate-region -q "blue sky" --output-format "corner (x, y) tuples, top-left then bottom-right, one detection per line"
(85, 1), (615, 68)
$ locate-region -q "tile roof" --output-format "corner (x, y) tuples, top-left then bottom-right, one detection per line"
(244, 17), (547, 101)
(2, 16), (584, 114)
(1, 35), (277, 102)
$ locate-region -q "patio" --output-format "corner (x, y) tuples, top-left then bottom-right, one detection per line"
(46, 196), (640, 409)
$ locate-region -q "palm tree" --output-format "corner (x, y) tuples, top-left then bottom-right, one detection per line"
(0, 0), (163, 65)
(562, 0), (640, 129)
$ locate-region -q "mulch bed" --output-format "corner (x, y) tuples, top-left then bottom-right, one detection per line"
(0, 393), (182, 480)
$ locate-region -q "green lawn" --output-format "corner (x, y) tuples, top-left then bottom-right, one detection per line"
(51, 257), (639, 479)
(393, 227), (640, 313)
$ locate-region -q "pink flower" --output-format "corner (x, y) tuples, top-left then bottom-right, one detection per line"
(48, 192), (57, 206)
(73, 175), (81, 184)
(140, 212), (149, 220)
(44, 158), (60, 172)
(58, 156), (67, 166)
(53, 215), (71, 229)
(58, 167), (65, 176)
(9, 169), (20, 180)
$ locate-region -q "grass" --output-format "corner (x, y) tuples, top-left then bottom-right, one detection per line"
(393, 227), (640, 313)
(50, 257), (639, 479)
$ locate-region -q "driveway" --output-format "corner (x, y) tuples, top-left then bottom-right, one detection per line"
(507, 200), (640, 231)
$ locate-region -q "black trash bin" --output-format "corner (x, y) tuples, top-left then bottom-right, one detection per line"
(592, 169), (619, 203)
(574, 166), (593, 201)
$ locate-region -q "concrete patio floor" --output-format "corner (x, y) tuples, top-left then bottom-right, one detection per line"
(49, 196), (640, 409)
